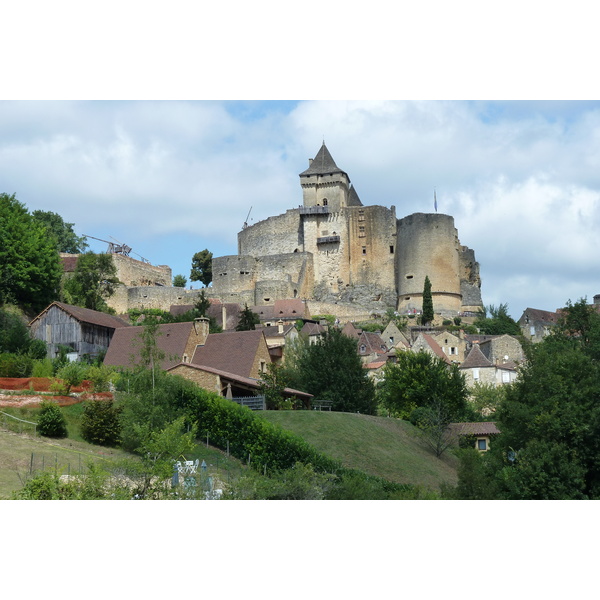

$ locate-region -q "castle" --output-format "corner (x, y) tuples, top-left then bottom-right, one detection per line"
(211, 143), (483, 319)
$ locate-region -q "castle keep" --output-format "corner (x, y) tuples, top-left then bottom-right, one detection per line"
(212, 144), (483, 318)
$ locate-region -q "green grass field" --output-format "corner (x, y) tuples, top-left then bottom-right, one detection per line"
(259, 411), (459, 491)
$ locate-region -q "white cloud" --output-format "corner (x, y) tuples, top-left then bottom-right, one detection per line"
(2, 100), (600, 317)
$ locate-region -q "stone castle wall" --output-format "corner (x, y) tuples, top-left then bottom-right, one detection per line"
(396, 213), (463, 315)
(107, 285), (199, 315)
(112, 254), (172, 287)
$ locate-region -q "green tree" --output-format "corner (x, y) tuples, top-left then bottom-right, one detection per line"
(283, 329), (377, 414)
(31, 210), (88, 254)
(37, 400), (68, 438)
(452, 298), (600, 499)
(236, 303), (260, 331)
(421, 275), (434, 325)
(190, 249), (213, 286)
(195, 289), (211, 317)
(62, 252), (120, 311)
(0, 306), (45, 357)
(474, 303), (521, 335)
(80, 400), (122, 446)
(259, 362), (290, 410)
(173, 274), (187, 288)
(0, 193), (62, 311)
(379, 350), (469, 421)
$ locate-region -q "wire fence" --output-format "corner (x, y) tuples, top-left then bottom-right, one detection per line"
(0, 411), (37, 436)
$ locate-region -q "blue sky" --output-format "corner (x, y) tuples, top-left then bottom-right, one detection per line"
(2, 99), (600, 319)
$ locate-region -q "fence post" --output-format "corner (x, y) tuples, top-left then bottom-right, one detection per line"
(30, 453), (33, 475)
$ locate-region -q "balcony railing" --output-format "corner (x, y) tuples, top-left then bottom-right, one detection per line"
(299, 206), (330, 215)
(316, 235), (340, 245)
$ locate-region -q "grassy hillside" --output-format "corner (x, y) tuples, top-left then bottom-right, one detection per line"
(259, 411), (458, 491)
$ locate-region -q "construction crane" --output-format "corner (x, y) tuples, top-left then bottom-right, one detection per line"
(83, 234), (150, 264)
(242, 206), (252, 229)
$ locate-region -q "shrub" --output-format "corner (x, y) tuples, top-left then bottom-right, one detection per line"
(37, 400), (68, 438)
(80, 400), (122, 446)
(54, 362), (86, 395)
(31, 358), (54, 378)
(84, 364), (115, 392)
(0, 353), (33, 377)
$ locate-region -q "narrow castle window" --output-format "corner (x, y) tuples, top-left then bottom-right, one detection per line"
(362, 246), (366, 255)
(390, 245), (394, 254)
(323, 199), (328, 206)
(406, 274), (413, 279)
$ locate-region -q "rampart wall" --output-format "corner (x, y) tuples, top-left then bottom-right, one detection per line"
(112, 254), (172, 287)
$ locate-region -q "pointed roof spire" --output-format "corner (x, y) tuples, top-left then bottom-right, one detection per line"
(299, 143), (348, 178)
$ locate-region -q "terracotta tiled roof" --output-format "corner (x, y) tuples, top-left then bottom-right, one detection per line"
(192, 329), (267, 379)
(30, 302), (130, 330)
(341, 321), (361, 339)
(364, 360), (386, 370)
(460, 344), (493, 369)
(450, 422), (500, 436)
(104, 321), (196, 370)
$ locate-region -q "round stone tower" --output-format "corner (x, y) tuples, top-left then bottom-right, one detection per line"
(396, 212), (463, 316)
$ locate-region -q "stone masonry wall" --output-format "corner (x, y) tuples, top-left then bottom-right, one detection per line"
(112, 253), (172, 287)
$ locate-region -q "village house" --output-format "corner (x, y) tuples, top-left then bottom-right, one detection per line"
(449, 421), (500, 452)
(410, 332), (451, 365)
(518, 307), (559, 343)
(459, 343), (518, 388)
(29, 302), (130, 361)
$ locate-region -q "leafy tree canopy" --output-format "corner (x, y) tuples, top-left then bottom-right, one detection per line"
(474, 303), (521, 336)
(0, 193), (62, 311)
(173, 274), (187, 288)
(31, 210), (88, 254)
(282, 328), (377, 414)
(190, 249), (213, 286)
(62, 252), (120, 312)
(451, 298), (600, 499)
(378, 350), (469, 421)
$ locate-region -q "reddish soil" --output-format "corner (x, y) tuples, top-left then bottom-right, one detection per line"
(0, 378), (113, 408)
(0, 377), (93, 393)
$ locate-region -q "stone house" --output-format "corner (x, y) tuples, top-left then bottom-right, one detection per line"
(410, 333), (451, 365)
(465, 333), (524, 365)
(300, 321), (327, 345)
(357, 331), (388, 365)
(518, 307), (559, 343)
(449, 421), (500, 452)
(381, 321), (410, 349)
(29, 302), (130, 361)
(459, 344), (518, 388)
(429, 330), (465, 363)
(167, 362), (312, 408)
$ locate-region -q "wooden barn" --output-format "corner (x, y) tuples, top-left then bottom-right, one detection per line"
(29, 302), (130, 361)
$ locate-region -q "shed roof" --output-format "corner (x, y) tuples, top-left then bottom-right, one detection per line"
(30, 302), (130, 330)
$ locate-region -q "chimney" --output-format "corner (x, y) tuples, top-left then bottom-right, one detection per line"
(594, 294), (600, 306)
(277, 319), (284, 334)
(222, 304), (227, 330)
(308, 158), (313, 166)
(193, 317), (210, 345)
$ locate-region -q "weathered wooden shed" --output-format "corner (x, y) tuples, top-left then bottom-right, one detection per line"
(29, 302), (130, 360)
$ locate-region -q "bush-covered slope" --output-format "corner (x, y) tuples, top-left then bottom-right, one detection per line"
(259, 411), (458, 490)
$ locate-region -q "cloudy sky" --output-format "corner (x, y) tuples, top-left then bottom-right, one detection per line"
(2, 100), (599, 319)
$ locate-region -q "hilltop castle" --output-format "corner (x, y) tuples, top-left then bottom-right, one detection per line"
(211, 143), (483, 319)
